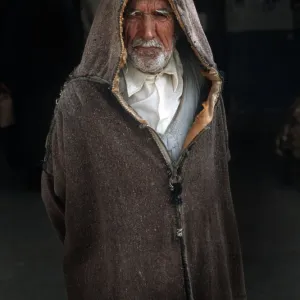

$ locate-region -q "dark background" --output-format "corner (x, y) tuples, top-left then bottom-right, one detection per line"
(0, 0), (299, 299)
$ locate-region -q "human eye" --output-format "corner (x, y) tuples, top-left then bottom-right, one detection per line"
(152, 9), (171, 21)
(128, 10), (143, 19)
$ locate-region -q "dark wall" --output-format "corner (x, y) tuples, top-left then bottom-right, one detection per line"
(227, 30), (300, 113)
(195, 1), (300, 122)
(0, 0), (84, 173)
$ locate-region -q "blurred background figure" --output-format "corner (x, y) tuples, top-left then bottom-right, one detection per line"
(276, 95), (300, 190)
(0, 83), (14, 130)
(78, 0), (99, 39)
(0, 83), (15, 178)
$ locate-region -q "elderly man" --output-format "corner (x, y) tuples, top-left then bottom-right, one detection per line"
(42, 0), (247, 299)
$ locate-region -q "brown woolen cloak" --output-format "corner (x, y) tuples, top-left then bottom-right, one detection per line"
(42, 0), (247, 299)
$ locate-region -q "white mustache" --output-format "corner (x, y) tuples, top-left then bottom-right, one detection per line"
(132, 39), (162, 48)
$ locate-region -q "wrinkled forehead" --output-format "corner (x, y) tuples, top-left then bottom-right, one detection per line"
(127, 0), (172, 10)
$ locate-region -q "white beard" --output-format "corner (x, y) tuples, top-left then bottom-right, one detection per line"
(127, 39), (173, 74)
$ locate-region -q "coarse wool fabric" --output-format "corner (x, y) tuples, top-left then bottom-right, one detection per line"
(41, 0), (247, 299)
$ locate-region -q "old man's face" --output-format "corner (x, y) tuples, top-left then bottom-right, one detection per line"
(124, 0), (175, 74)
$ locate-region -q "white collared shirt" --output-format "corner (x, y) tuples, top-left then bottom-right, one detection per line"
(124, 50), (184, 135)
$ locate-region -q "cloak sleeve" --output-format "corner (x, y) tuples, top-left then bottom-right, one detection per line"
(41, 106), (66, 243)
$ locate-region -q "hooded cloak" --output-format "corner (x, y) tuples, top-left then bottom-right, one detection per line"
(42, 1), (247, 299)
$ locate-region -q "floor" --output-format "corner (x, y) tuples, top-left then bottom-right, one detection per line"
(0, 131), (299, 300)
(0, 155), (66, 299)
(230, 132), (300, 300)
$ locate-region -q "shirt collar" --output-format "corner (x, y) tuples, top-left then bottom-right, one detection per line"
(123, 49), (183, 98)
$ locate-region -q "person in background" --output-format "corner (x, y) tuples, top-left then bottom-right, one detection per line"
(276, 96), (300, 190)
(76, 0), (99, 39)
(0, 83), (15, 159)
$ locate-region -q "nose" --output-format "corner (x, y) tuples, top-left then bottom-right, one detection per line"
(141, 15), (156, 40)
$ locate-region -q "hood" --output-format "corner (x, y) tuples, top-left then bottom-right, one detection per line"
(73, 0), (223, 148)
(74, 0), (219, 83)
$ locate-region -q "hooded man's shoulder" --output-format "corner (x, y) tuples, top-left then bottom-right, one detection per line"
(56, 77), (110, 116)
